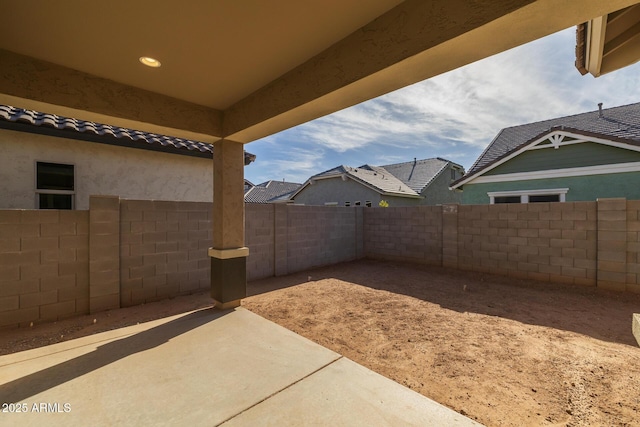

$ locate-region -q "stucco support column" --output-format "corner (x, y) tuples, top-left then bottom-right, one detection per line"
(209, 139), (248, 309)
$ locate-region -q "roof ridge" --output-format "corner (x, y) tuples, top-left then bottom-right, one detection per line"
(499, 101), (640, 133)
(381, 157), (442, 168)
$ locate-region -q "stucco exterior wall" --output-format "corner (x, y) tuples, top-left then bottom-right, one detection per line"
(462, 172), (640, 204)
(421, 165), (463, 205)
(484, 142), (640, 176)
(292, 176), (421, 207)
(0, 129), (213, 210)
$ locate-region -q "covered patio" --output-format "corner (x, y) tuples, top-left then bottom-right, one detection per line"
(2, 0), (639, 308)
(2, 1), (640, 425)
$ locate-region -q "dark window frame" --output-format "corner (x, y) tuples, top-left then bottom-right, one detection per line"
(35, 161), (75, 210)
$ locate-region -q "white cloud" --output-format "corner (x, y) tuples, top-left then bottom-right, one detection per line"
(295, 28), (640, 153)
(247, 141), (324, 184)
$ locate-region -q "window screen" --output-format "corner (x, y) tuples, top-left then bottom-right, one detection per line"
(529, 194), (560, 203)
(36, 162), (75, 210)
(494, 196), (521, 204)
(37, 162), (74, 191)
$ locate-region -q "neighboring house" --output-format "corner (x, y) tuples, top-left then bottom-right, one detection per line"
(291, 158), (464, 207)
(451, 102), (640, 204)
(244, 179), (255, 193)
(0, 105), (255, 210)
(244, 180), (302, 203)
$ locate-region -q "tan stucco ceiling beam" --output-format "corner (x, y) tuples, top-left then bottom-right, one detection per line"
(223, 0), (640, 143)
(0, 49), (223, 143)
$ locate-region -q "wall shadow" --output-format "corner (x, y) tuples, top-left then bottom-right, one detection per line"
(0, 307), (226, 404)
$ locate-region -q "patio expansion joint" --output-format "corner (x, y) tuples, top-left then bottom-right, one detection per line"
(215, 355), (344, 426)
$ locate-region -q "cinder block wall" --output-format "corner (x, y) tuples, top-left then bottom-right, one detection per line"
(4, 197), (640, 328)
(627, 200), (640, 293)
(364, 201), (604, 287)
(284, 205), (360, 274)
(0, 210), (89, 327)
(245, 203), (275, 281)
(119, 200), (212, 307)
(456, 202), (597, 285)
(364, 206), (443, 265)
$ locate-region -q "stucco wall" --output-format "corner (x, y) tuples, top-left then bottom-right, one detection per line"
(462, 172), (640, 204)
(293, 177), (382, 206)
(421, 165), (463, 205)
(0, 129), (213, 210)
(292, 176), (421, 207)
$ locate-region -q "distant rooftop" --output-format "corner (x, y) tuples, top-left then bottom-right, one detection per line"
(244, 180), (302, 203)
(306, 157), (463, 198)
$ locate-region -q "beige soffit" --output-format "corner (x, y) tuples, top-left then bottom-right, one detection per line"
(1, 0), (639, 143)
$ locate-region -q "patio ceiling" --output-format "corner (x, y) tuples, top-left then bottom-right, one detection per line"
(1, 0), (639, 144)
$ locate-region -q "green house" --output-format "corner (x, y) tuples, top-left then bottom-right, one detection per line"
(452, 102), (640, 204)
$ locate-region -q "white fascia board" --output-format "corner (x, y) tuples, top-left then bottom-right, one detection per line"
(312, 171), (391, 196)
(381, 192), (423, 199)
(586, 16), (607, 77)
(421, 162), (449, 193)
(288, 179), (313, 199)
(472, 161), (640, 184)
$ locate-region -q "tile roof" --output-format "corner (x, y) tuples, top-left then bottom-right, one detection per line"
(377, 157), (457, 193)
(244, 180), (302, 203)
(466, 101), (640, 178)
(310, 165), (416, 197)
(307, 158), (459, 198)
(0, 104), (256, 163)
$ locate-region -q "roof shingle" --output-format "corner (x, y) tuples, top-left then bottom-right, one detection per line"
(244, 180), (302, 203)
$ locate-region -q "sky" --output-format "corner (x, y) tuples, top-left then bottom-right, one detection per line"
(244, 28), (640, 185)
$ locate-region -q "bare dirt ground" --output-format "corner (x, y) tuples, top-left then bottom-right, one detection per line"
(2, 259), (639, 426)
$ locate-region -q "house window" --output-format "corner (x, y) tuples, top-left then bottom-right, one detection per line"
(354, 201), (361, 206)
(494, 196), (521, 204)
(344, 201), (351, 207)
(365, 201), (372, 207)
(488, 188), (568, 204)
(529, 194), (560, 203)
(36, 162), (75, 209)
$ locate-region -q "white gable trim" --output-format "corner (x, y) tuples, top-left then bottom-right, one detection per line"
(472, 161), (640, 184)
(452, 130), (640, 189)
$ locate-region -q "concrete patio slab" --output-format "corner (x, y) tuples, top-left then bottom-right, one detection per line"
(223, 357), (479, 426)
(0, 307), (481, 426)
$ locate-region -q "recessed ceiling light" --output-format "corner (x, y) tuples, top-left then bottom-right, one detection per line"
(139, 56), (161, 68)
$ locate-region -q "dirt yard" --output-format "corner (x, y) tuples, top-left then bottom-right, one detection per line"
(2, 259), (639, 426)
